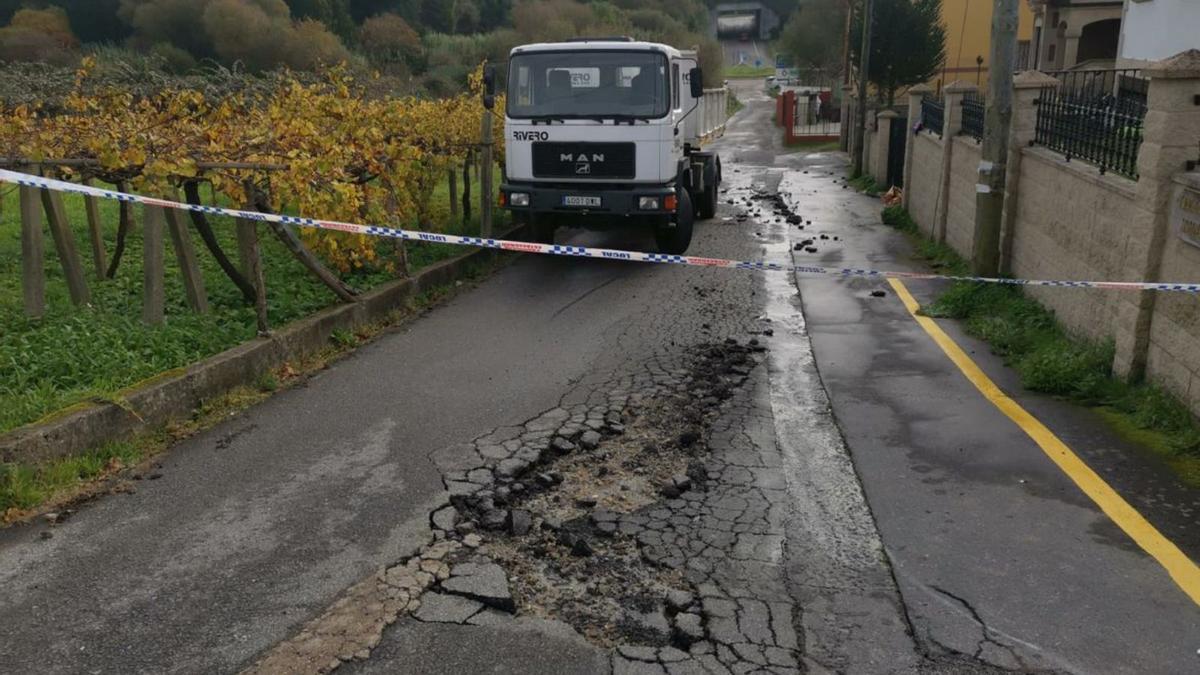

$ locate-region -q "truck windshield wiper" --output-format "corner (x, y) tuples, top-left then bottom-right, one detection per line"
(529, 115), (565, 124)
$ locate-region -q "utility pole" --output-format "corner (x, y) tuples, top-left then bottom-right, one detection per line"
(971, 0), (1018, 276)
(852, 0), (873, 178)
(480, 64), (497, 238)
(479, 109), (493, 238)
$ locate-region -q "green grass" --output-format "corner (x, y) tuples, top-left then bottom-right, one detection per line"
(848, 174), (881, 197)
(726, 91), (745, 117)
(784, 138), (840, 152)
(1, 439), (146, 513)
(726, 65), (774, 79)
(0, 244), (513, 518)
(879, 205), (1200, 484)
(0, 169), (506, 436)
(881, 206), (967, 274)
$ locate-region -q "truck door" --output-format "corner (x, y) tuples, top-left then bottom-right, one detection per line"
(677, 56), (699, 144)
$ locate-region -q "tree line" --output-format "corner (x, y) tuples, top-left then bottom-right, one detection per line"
(777, 0), (946, 106)
(0, 0), (733, 95)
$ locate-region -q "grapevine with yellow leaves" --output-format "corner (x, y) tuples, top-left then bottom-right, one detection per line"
(0, 58), (504, 274)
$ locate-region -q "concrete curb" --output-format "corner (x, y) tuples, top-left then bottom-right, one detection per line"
(0, 228), (524, 466)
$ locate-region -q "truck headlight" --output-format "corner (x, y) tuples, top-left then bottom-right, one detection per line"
(638, 196), (660, 210)
(510, 192), (530, 207)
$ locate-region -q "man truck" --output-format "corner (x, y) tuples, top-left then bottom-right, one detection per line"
(499, 37), (728, 254)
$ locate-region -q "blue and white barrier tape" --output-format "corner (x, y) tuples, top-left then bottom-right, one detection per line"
(3, 169), (1198, 294)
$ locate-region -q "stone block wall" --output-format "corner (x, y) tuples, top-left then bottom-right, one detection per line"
(946, 137), (983, 259)
(907, 132), (943, 238)
(1010, 148), (1148, 344)
(1146, 174), (1200, 412)
(899, 55), (1200, 418)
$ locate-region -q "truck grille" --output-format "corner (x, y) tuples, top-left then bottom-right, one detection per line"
(531, 142), (635, 179)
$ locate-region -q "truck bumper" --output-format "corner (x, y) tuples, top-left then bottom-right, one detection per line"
(500, 183), (675, 218)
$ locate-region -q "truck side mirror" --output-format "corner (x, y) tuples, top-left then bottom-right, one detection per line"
(483, 64), (497, 96)
(690, 67), (704, 98)
(482, 64), (497, 109)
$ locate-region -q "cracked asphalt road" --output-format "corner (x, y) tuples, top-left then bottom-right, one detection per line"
(2, 79), (1198, 675)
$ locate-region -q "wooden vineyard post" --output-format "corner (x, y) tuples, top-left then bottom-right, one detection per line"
(243, 181), (357, 305)
(449, 166), (459, 221)
(40, 187), (90, 305)
(163, 191), (209, 313)
(236, 216), (269, 335)
(80, 179), (107, 281)
(385, 185), (410, 278)
(142, 204), (166, 325)
(19, 185), (45, 318)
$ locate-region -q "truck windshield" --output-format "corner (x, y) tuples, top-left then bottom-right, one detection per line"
(507, 50), (670, 120)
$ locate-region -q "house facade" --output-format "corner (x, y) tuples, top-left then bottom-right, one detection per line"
(1028, 0), (1124, 70)
(939, 0), (1036, 87)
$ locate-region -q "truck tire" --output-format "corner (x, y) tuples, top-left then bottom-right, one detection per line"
(656, 188), (694, 254)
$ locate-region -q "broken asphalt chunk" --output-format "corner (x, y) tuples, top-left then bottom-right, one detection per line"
(441, 562), (515, 612)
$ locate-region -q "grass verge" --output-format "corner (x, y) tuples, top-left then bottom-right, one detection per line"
(0, 169), (505, 435)
(725, 65), (774, 79)
(784, 138), (840, 153)
(848, 173), (881, 197)
(0, 252), (510, 520)
(726, 90), (745, 117)
(881, 205), (1200, 486)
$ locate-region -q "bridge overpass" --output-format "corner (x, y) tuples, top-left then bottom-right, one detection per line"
(712, 2), (781, 68)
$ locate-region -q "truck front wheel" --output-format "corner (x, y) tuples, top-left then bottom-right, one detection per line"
(656, 188), (694, 255)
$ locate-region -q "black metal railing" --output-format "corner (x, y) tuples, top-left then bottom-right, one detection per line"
(921, 94), (944, 136)
(961, 92), (984, 142)
(1034, 69), (1148, 180)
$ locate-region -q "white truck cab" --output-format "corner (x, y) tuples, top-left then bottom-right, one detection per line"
(499, 37), (726, 254)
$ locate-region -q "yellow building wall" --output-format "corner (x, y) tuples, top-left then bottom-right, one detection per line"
(937, 0), (1035, 88)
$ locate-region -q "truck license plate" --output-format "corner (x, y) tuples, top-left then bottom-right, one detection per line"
(562, 195), (601, 207)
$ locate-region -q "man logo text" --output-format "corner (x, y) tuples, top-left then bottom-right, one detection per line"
(560, 153), (605, 163)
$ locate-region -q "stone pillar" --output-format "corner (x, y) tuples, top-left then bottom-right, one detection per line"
(839, 84), (854, 151)
(999, 71), (1060, 275)
(1113, 50), (1200, 380)
(874, 110), (900, 186)
(934, 81), (978, 243)
(902, 84), (934, 210)
(1062, 29), (1081, 69)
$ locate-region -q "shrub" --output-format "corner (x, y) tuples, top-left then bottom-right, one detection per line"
(0, 6), (80, 65)
(360, 13), (423, 68)
(148, 42), (197, 74)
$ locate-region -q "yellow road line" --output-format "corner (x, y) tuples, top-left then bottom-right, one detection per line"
(888, 277), (1200, 607)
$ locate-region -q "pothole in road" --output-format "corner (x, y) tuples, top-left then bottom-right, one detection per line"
(426, 339), (764, 653)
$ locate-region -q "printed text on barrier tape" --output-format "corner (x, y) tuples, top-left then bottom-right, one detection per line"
(3, 169), (1198, 294)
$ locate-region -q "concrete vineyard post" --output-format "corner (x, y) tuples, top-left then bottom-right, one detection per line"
(236, 217), (269, 335)
(163, 192), (209, 314)
(81, 178), (107, 281)
(40, 186), (90, 306)
(142, 204), (165, 325)
(19, 185), (45, 318)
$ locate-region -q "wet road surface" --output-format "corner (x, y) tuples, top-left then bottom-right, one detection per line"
(1, 79), (1197, 675)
